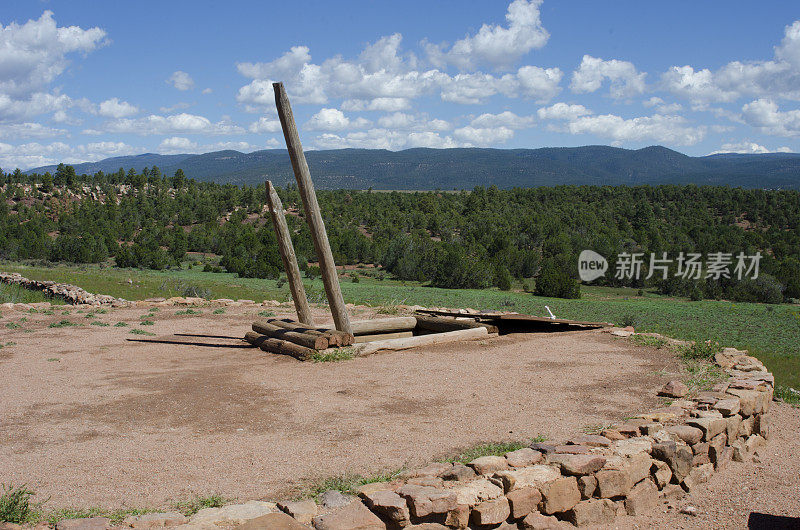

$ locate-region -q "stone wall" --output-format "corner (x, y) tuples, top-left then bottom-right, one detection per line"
(120, 343), (774, 529)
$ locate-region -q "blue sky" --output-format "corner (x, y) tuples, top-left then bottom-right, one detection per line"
(1, 0), (799, 169)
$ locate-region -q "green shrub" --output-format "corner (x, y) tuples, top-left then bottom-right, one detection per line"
(0, 483), (37, 524)
(680, 339), (722, 360)
(534, 263), (580, 299)
(730, 274), (784, 304)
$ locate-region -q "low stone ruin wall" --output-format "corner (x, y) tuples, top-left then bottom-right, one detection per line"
(118, 342), (774, 529)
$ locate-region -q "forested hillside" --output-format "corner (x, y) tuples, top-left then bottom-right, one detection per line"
(28, 146), (800, 190)
(2, 164), (799, 302)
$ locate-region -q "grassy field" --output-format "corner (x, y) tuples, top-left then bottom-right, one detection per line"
(2, 260), (798, 391)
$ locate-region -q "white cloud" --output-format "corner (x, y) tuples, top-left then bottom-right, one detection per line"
(341, 97), (411, 112)
(470, 111), (534, 129)
(0, 11), (106, 98)
(561, 113), (706, 146)
(0, 140), (140, 170)
(376, 112), (450, 131)
(306, 108), (371, 131)
(741, 98), (800, 136)
(159, 102), (191, 113)
(708, 140), (794, 155)
(313, 128), (459, 150)
(248, 116), (282, 133)
(453, 126), (515, 146)
(0, 92), (72, 121)
(424, 0), (549, 70)
(570, 55), (646, 98)
(201, 88), (213, 95)
(158, 137), (274, 155)
(537, 102), (591, 120)
(102, 113), (245, 136)
(167, 71), (195, 91)
(439, 66), (562, 104)
(662, 65), (740, 103)
(0, 122), (67, 139)
(97, 97), (139, 118)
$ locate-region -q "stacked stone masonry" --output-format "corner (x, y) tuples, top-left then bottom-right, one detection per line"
(119, 345), (772, 529)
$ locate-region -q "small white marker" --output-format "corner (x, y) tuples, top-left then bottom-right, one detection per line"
(545, 305), (556, 319)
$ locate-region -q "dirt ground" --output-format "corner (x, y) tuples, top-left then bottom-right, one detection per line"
(1, 303), (684, 510)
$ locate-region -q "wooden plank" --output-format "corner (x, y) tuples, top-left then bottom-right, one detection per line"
(265, 180), (314, 325)
(415, 314), (499, 334)
(267, 318), (353, 346)
(415, 309), (609, 328)
(244, 331), (314, 361)
(349, 316), (418, 335)
(340, 327), (489, 357)
(273, 82), (352, 335)
(353, 331), (414, 343)
(252, 321), (328, 350)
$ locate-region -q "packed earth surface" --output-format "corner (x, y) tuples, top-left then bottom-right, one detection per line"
(2, 303), (680, 508)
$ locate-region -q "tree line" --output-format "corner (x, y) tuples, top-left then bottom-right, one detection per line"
(1, 164), (799, 302)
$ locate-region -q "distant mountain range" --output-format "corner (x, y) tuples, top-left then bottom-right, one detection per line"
(29, 145), (800, 189)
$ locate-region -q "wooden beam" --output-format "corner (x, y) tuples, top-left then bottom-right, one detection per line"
(353, 331), (414, 343)
(252, 320), (328, 350)
(324, 327), (489, 357)
(273, 82), (352, 335)
(414, 314), (499, 334)
(349, 316), (418, 335)
(265, 180), (314, 325)
(244, 331), (314, 361)
(266, 318), (353, 346)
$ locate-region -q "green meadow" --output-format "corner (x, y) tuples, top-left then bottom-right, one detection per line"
(2, 260), (798, 392)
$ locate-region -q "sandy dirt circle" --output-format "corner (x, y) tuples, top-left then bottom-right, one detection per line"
(2, 304), (686, 509)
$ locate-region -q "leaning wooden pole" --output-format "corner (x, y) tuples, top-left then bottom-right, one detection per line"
(265, 180), (314, 325)
(273, 82), (352, 334)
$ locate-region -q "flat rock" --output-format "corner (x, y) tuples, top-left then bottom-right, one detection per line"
(449, 477), (503, 506)
(468, 455), (508, 475)
(666, 425), (703, 445)
(554, 444), (589, 454)
(318, 490), (356, 510)
(440, 463), (476, 482)
(521, 512), (568, 529)
(311, 500), (385, 530)
(659, 380), (689, 398)
(547, 454), (606, 476)
(577, 475), (597, 499)
(506, 487), (542, 519)
(471, 497), (510, 526)
(686, 416), (727, 441)
(714, 398), (740, 416)
(505, 447), (543, 467)
(361, 490), (410, 526)
(612, 437), (652, 457)
(567, 434), (612, 447)
(189, 500), (277, 526)
(240, 512), (308, 529)
(540, 476), (581, 515)
(565, 499), (617, 527)
(493, 465), (561, 492)
(625, 479), (659, 516)
(396, 484), (457, 518)
(595, 469), (630, 498)
(278, 499), (318, 525)
(651, 441), (693, 482)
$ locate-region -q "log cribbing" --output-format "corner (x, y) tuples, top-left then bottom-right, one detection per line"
(322, 327), (490, 357)
(414, 314), (499, 334)
(252, 321), (328, 350)
(273, 82), (352, 335)
(349, 317), (418, 336)
(265, 180), (313, 325)
(266, 318), (353, 346)
(244, 331), (315, 361)
(353, 331), (414, 343)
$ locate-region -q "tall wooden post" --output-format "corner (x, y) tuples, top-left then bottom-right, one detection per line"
(273, 82), (353, 334)
(265, 180), (314, 325)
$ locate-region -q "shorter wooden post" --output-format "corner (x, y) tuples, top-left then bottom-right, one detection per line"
(265, 180), (314, 325)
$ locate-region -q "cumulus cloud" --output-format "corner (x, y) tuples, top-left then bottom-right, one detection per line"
(470, 111), (534, 129)
(559, 113), (706, 146)
(663, 20), (800, 104)
(0, 92), (72, 121)
(313, 129), (459, 150)
(167, 71), (195, 91)
(0, 140), (140, 170)
(306, 108), (371, 131)
(570, 55), (646, 98)
(102, 112), (245, 136)
(424, 0), (549, 70)
(0, 11), (107, 98)
(97, 97), (139, 118)
(0, 122), (67, 139)
(708, 140), (794, 155)
(741, 98), (800, 136)
(537, 102), (591, 120)
(201, 88), (213, 95)
(453, 126), (515, 146)
(341, 98), (411, 112)
(157, 137), (275, 155)
(376, 112), (450, 131)
(248, 116), (282, 133)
